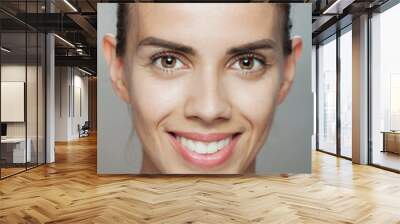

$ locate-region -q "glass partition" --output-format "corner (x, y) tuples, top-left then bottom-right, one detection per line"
(371, 3), (400, 171)
(27, 31), (38, 169)
(339, 27), (352, 158)
(1, 30), (28, 177)
(38, 32), (45, 165)
(0, 1), (46, 179)
(317, 35), (337, 155)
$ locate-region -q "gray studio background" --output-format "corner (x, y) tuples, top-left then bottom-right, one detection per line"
(97, 3), (312, 174)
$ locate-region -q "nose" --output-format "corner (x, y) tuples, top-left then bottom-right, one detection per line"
(184, 67), (232, 124)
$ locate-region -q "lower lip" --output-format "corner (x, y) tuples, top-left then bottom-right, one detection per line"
(168, 133), (240, 168)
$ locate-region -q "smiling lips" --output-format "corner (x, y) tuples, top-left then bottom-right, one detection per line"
(168, 131), (241, 168)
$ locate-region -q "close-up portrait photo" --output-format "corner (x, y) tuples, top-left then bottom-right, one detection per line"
(98, 2), (312, 174)
(3, 0), (400, 222)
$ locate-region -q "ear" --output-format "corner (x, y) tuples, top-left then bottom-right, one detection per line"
(103, 34), (131, 103)
(276, 37), (303, 105)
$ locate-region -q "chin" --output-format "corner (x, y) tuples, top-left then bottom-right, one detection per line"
(157, 157), (250, 174)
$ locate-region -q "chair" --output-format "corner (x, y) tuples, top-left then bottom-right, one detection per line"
(79, 121), (90, 138)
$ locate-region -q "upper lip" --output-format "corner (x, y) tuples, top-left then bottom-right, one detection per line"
(169, 131), (240, 142)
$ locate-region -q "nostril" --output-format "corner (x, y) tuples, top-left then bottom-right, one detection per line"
(183, 85), (232, 124)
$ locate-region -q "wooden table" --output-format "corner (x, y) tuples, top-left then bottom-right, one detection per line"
(381, 131), (400, 154)
(0, 138), (31, 164)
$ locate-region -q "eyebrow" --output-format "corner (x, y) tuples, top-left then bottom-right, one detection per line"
(226, 39), (277, 55)
(138, 37), (195, 55)
(137, 37), (277, 56)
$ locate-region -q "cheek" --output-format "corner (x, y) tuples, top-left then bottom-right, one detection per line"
(129, 69), (185, 128)
(226, 71), (281, 128)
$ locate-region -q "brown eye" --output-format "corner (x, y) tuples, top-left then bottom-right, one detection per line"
(239, 57), (254, 70)
(230, 55), (265, 72)
(152, 54), (185, 71)
(161, 55), (176, 68)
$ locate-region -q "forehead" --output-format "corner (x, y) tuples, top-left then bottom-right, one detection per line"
(127, 3), (282, 51)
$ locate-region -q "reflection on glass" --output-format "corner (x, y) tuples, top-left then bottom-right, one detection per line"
(0, 0), (46, 178)
(1, 31), (28, 177)
(38, 33), (46, 165)
(27, 31), (38, 169)
(340, 29), (352, 158)
(318, 36), (337, 154)
(371, 3), (400, 171)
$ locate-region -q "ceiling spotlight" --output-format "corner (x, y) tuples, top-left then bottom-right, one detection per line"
(54, 34), (75, 48)
(322, 0), (354, 15)
(77, 67), (93, 76)
(1, 47), (11, 53)
(63, 0), (78, 12)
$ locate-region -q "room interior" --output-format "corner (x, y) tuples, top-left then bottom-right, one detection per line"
(0, 30), (46, 177)
(0, 0), (399, 222)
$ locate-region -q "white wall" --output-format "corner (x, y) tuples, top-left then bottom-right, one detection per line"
(1, 66), (26, 130)
(1, 82), (25, 122)
(1, 65), (37, 138)
(55, 67), (69, 141)
(55, 67), (89, 141)
(72, 73), (89, 138)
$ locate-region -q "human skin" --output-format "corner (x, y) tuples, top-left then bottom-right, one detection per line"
(103, 3), (303, 174)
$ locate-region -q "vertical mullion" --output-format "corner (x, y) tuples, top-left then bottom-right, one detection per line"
(44, 0), (47, 164)
(73, 68), (75, 118)
(367, 10), (373, 165)
(336, 27), (341, 157)
(68, 69), (71, 118)
(316, 44), (320, 151)
(36, 0), (39, 167)
(0, 23), (2, 179)
(60, 67), (62, 117)
(25, 0), (28, 171)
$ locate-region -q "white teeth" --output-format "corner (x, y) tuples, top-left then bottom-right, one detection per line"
(182, 138), (188, 148)
(196, 142), (208, 154)
(207, 142), (218, 154)
(217, 139), (224, 149)
(224, 138), (229, 146)
(187, 139), (195, 151)
(177, 136), (232, 154)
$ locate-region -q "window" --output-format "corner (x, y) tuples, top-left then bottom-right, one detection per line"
(317, 35), (337, 155)
(370, 2), (400, 171)
(340, 28), (352, 158)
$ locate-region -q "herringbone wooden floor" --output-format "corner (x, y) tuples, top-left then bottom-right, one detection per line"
(1, 134), (400, 224)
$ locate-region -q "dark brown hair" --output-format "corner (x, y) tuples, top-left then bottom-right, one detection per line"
(116, 3), (292, 56)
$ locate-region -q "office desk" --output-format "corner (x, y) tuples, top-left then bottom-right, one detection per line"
(1, 138), (31, 163)
(381, 131), (400, 154)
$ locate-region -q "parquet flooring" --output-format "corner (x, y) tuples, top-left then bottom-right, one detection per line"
(0, 167), (26, 178)
(1, 134), (400, 223)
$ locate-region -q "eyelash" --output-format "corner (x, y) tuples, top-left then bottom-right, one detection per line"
(228, 53), (267, 75)
(149, 51), (268, 76)
(150, 51), (189, 74)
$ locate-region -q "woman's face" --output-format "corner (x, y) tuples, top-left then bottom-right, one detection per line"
(105, 3), (302, 174)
